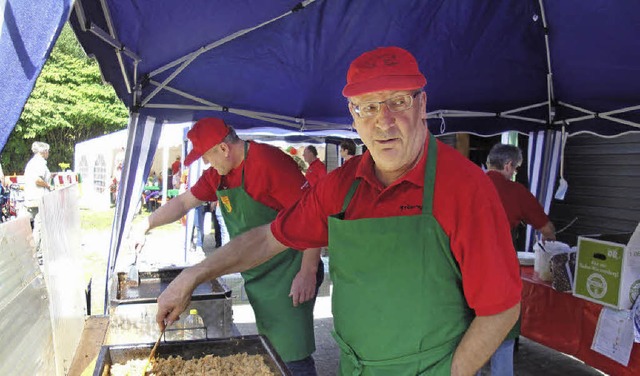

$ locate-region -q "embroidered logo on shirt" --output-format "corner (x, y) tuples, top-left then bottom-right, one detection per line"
(220, 195), (232, 213)
(400, 204), (422, 211)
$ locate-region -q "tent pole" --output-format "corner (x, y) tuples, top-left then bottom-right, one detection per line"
(149, 0), (318, 79)
(557, 101), (595, 114)
(98, 0), (133, 93)
(500, 114), (547, 124)
(74, 1), (88, 31)
(538, 0), (555, 123)
(601, 104), (640, 116)
(142, 53), (200, 106)
(86, 23), (141, 62)
(600, 115), (640, 130)
(554, 114), (595, 125)
(500, 101), (549, 115)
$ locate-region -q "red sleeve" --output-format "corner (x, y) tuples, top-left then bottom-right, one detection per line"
(190, 168), (221, 202)
(434, 148), (522, 316)
(305, 170), (319, 187)
(517, 185), (550, 230)
(305, 160), (327, 187)
(271, 162), (351, 249)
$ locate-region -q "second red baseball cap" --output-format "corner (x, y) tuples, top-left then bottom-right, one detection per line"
(342, 46), (426, 97)
(184, 118), (230, 166)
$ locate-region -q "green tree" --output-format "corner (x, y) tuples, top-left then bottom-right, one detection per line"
(1, 24), (128, 175)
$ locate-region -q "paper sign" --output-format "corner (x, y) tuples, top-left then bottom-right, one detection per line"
(591, 307), (634, 365)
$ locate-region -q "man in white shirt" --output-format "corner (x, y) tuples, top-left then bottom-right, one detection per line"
(22, 141), (52, 260)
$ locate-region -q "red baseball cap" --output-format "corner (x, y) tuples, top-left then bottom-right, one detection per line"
(342, 46), (426, 97)
(184, 118), (230, 166)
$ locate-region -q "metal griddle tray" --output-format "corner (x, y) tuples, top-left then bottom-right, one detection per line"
(114, 267), (231, 304)
(94, 335), (291, 376)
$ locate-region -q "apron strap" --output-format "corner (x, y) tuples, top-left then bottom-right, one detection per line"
(241, 141), (249, 187)
(339, 133), (436, 218)
(332, 330), (460, 375)
(422, 133), (437, 216)
(340, 179), (361, 214)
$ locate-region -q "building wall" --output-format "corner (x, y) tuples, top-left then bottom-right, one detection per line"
(550, 133), (640, 244)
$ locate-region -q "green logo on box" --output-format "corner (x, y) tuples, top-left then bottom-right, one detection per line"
(586, 273), (607, 299)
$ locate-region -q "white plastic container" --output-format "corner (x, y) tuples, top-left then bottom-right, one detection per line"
(165, 319), (184, 341)
(183, 309), (206, 340)
(534, 241), (571, 281)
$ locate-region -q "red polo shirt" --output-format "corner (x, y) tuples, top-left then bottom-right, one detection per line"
(486, 170), (550, 230)
(190, 141), (307, 211)
(305, 158), (327, 187)
(171, 160), (181, 175)
(272, 138), (521, 316)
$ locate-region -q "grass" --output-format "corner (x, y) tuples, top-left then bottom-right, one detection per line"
(80, 206), (183, 232)
(79, 205), (184, 314)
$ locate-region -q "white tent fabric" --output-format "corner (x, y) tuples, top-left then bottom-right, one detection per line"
(525, 129), (562, 252)
(105, 113), (163, 312)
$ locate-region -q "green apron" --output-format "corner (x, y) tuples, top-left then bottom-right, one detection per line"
(216, 142), (315, 362)
(328, 134), (474, 376)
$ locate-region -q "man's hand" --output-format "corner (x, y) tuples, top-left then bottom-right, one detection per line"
(132, 217), (150, 254)
(289, 269), (317, 307)
(156, 269), (198, 330)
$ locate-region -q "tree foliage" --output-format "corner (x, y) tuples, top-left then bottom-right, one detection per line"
(1, 25), (128, 174)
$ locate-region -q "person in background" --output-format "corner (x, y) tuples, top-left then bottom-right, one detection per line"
(0, 162), (5, 201)
(303, 145), (326, 187)
(137, 118), (323, 375)
(339, 139), (357, 162)
(171, 156), (181, 190)
(486, 144), (556, 242)
(0, 161), (5, 189)
(156, 46), (521, 376)
(21, 141), (52, 262)
(484, 143), (556, 376)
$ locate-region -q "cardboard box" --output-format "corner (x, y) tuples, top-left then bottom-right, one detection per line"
(573, 224), (640, 309)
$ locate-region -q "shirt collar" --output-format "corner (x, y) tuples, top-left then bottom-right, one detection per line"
(354, 136), (429, 190)
(487, 170), (507, 180)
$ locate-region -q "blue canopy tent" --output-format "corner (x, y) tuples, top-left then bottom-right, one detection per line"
(3, 0), (640, 312)
(0, 0), (73, 149)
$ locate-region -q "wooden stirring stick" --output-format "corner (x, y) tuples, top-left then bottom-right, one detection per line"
(143, 329), (164, 375)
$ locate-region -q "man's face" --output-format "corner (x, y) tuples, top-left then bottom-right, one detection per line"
(349, 89), (427, 175)
(339, 147), (348, 159)
(42, 150), (50, 159)
(202, 143), (232, 175)
(303, 148), (314, 164)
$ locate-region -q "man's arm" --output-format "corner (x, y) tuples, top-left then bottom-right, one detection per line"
(538, 221), (556, 241)
(147, 190), (203, 231)
(156, 223), (288, 329)
(451, 302), (520, 376)
(289, 247), (322, 306)
(35, 177), (51, 190)
(134, 190), (203, 250)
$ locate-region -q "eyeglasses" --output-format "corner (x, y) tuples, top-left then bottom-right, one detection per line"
(351, 90), (423, 118)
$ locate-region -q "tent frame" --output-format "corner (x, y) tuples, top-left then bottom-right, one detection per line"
(72, 0), (640, 134)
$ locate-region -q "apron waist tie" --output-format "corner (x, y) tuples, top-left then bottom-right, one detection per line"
(332, 330), (461, 376)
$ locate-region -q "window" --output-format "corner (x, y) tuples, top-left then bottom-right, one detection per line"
(93, 155), (107, 193)
(78, 156), (89, 183)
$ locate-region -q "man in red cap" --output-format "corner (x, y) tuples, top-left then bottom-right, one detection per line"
(138, 117), (323, 375)
(156, 47), (521, 376)
(302, 145), (327, 187)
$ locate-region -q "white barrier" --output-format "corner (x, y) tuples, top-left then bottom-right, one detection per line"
(0, 185), (85, 375)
